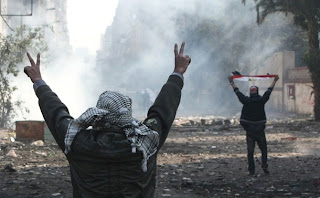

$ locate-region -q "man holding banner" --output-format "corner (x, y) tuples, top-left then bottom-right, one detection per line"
(228, 74), (279, 175)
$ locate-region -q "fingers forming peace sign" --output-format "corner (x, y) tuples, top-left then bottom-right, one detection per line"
(24, 52), (42, 83)
(174, 42), (191, 75)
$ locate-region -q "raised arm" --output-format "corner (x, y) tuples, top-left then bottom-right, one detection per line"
(261, 75), (279, 103)
(24, 53), (73, 151)
(144, 42), (191, 148)
(228, 75), (248, 104)
(228, 75), (237, 90)
(269, 75), (279, 89)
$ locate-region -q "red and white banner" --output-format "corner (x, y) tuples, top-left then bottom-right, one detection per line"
(232, 74), (277, 81)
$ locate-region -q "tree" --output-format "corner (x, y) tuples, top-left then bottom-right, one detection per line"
(242, 0), (320, 120)
(0, 25), (48, 128)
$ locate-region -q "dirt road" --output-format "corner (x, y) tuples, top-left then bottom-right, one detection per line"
(0, 115), (319, 198)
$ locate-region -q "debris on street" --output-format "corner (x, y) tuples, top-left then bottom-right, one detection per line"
(0, 114), (319, 197)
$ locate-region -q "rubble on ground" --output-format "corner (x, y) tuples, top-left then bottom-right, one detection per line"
(0, 114), (319, 197)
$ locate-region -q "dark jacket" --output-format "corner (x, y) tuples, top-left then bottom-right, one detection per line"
(35, 75), (183, 198)
(234, 87), (273, 125)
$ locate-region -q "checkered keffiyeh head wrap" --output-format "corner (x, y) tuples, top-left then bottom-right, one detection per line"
(64, 91), (159, 172)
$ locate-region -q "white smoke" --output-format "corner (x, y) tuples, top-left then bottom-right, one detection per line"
(10, 0), (305, 123)
(94, 0), (303, 117)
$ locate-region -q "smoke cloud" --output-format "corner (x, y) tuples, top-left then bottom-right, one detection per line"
(94, 0), (305, 118)
(9, 0), (306, 123)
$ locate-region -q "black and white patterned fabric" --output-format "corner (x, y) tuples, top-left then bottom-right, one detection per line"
(64, 91), (159, 172)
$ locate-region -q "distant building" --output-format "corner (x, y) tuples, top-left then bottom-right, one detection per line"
(0, 0), (71, 53)
(251, 51), (313, 115)
(96, 0), (142, 73)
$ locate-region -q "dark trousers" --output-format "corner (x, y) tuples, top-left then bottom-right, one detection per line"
(243, 124), (268, 172)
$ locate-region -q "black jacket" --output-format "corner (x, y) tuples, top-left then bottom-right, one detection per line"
(35, 75), (183, 198)
(234, 87), (273, 125)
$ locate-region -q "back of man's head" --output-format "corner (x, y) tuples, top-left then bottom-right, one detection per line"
(96, 91), (133, 126)
(249, 86), (259, 97)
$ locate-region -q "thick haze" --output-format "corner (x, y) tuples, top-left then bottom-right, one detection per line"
(94, 0), (304, 117)
(10, 0), (305, 123)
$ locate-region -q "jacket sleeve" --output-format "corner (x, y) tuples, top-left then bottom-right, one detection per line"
(143, 75), (183, 149)
(261, 87), (273, 103)
(35, 85), (73, 151)
(234, 87), (249, 104)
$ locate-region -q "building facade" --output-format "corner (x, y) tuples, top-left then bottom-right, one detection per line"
(251, 51), (313, 115)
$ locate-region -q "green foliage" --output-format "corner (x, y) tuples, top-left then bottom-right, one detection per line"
(0, 25), (48, 128)
(242, 0), (320, 27)
(242, 0), (320, 50)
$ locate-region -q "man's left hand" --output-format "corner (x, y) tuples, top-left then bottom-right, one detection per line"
(24, 52), (42, 83)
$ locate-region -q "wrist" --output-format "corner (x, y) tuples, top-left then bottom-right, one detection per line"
(171, 72), (184, 81)
(33, 79), (46, 91)
(32, 77), (42, 83)
(173, 70), (183, 74)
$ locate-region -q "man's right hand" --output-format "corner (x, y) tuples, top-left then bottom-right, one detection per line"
(24, 52), (42, 83)
(174, 42), (191, 75)
(274, 75), (279, 82)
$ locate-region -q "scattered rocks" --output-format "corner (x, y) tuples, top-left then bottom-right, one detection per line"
(31, 140), (44, 146)
(6, 149), (17, 157)
(3, 163), (16, 172)
(0, 115), (319, 197)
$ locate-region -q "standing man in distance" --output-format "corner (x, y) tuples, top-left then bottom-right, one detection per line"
(228, 75), (279, 175)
